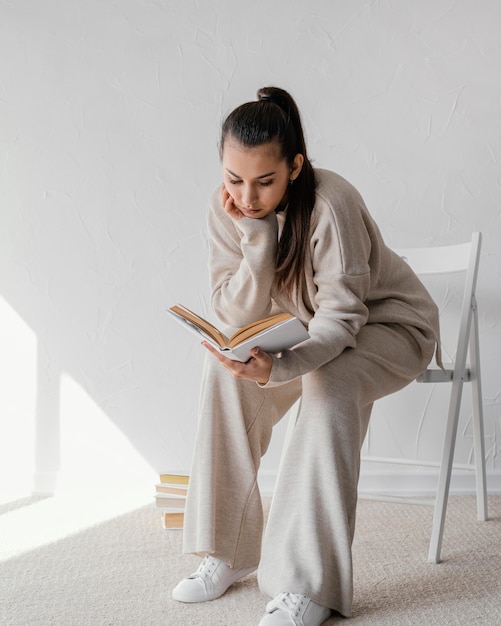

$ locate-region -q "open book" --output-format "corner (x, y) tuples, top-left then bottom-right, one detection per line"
(167, 304), (310, 362)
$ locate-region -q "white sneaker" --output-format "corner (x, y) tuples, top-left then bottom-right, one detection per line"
(172, 555), (256, 603)
(258, 592), (331, 626)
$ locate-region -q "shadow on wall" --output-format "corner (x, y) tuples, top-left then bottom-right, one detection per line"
(0, 219), (207, 494)
(0, 293), (157, 493)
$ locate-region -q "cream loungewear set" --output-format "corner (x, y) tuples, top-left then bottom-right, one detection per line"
(182, 169), (440, 617)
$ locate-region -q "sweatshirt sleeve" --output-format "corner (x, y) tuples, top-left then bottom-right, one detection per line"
(207, 188), (280, 327)
(263, 184), (373, 387)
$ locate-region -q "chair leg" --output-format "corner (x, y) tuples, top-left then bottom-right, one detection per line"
(469, 305), (488, 521)
(428, 376), (465, 564)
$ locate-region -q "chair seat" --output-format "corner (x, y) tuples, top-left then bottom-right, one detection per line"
(418, 366), (472, 383)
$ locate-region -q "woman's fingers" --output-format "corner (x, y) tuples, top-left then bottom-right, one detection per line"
(220, 183), (244, 220)
(202, 342), (271, 385)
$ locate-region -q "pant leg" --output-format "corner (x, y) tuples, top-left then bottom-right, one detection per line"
(258, 323), (436, 617)
(182, 354), (302, 568)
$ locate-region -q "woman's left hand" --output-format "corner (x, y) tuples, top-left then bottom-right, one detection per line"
(202, 342), (272, 385)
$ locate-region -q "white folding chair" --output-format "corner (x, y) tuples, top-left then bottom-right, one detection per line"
(280, 232), (487, 564)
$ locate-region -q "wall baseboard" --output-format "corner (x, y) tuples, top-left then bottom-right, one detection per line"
(258, 468), (501, 499)
(358, 468), (501, 497)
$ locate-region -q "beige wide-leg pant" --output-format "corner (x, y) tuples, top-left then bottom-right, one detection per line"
(182, 322), (436, 617)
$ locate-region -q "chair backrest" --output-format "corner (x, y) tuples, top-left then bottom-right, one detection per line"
(394, 232), (481, 276)
(394, 232), (482, 371)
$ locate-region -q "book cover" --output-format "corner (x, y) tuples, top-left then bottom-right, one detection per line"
(161, 511), (185, 530)
(155, 483), (188, 496)
(154, 493), (187, 509)
(159, 472), (190, 485)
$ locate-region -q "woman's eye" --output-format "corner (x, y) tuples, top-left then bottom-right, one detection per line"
(227, 178), (272, 187)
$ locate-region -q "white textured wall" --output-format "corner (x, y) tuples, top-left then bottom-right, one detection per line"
(1, 0), (500, 494)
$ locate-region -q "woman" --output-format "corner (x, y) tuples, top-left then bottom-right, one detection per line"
(172, 87), (440, 625)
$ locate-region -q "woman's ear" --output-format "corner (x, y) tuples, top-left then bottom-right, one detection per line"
(290, 153), (304, 181)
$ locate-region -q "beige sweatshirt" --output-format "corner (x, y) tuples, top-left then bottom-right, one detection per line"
(207, 168), (440, 386)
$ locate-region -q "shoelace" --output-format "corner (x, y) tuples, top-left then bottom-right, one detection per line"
(272, 592), (309, 618)
(190, 555), (217, 580)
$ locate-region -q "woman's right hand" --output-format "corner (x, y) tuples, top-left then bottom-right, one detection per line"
(220, 184), (245, 221)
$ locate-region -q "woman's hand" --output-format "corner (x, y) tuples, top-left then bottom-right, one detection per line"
(202, 341), (272, 385)
(220, 184), (245, 221)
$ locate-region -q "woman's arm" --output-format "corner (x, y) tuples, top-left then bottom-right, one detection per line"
(207, 187), (280, 327)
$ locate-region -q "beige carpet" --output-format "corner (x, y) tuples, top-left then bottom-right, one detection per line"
(1, 493), (500, 625)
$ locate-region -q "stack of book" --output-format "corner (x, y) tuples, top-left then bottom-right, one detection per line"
(155, 472), (189, 529)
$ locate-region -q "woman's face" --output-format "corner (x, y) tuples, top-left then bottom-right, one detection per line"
(222, 139), (303, 219)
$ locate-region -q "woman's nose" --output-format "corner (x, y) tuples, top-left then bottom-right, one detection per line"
(241, 185), (256, 207)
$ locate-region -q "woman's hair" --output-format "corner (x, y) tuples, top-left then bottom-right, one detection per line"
(220, 87), (316, 298)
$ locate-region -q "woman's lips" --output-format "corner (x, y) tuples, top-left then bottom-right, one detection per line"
(239, 206), (261, 216)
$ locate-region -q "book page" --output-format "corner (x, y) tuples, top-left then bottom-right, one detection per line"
(227, 312), (293, 348)
(169, 305), (228, 348)
(226, 316), (310, 362)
